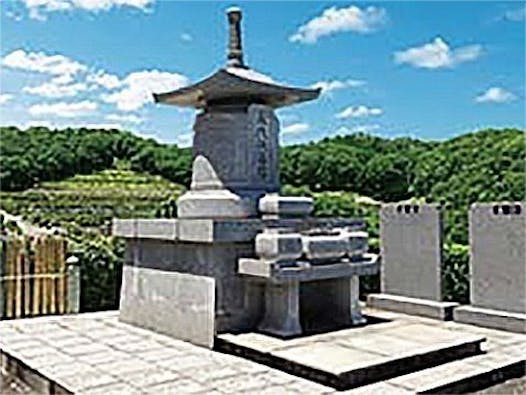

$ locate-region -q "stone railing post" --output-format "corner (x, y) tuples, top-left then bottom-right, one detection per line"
(66, 256), (80, 314)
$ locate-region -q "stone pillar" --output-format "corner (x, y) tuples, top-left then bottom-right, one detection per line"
(368, 204), (458, 320)
(454, 203), (526, 333)
(66, 257), (80, 314)
(177, 104), (279, 219)
(258, 281), (302, 337)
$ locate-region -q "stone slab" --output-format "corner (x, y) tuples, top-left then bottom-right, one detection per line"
(113, 217), (364, 243)
(380, 204), (443, 301)
(454, 305), (526, 333)
(216, 314), (486, 390)
(367, 293), (459, 320)
(469, 202), (526, 314)
(239, 256), (379, 282)
(119, 266), (215, 348)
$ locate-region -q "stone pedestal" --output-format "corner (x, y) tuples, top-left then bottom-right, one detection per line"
(368, 204), (458, 320)
(258, 281), (302, 337)
(178, 104), (279, 219)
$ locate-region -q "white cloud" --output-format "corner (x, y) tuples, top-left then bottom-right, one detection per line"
(282, 122), (310, 134)
(21, 0), (154, 20)
(86, 70), (122, 89)
(310, 78), (365, 94)
(0, 94), (14, 105)
(102, 70), (189, 111)
(504, 6), (526, 22)
(23, 81), (88, 98)
(334, 124), (381, 135)
(106, 113), (144, 124)
(29, 100), (98, 118)
(394, 37), (482, 69)
(336, 105), (383, 119)
(2, 49), (87, 76)
(290, 5), (387, 44)
(475, 87), (516, 103)
(180, 33), (193, 42)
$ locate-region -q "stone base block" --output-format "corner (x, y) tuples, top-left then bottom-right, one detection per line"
(454, 305), (526, 333)
(119, 266), (215, 348)
(367, 293), (459, 320)
(177, 190), (258, 219)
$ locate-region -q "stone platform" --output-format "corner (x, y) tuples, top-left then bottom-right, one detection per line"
(217, 311), (486, 390)
(1, 309), (525, 394)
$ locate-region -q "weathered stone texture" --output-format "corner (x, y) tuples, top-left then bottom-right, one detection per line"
(380, 204), (443, 300)
(469, 203), (525, 314)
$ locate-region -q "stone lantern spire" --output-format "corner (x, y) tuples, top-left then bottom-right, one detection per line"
(226, 7), (244, 68)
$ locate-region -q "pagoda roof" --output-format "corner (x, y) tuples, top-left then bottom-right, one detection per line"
(153, 67), (321, 109)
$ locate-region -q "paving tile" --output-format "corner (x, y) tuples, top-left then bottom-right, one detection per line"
(146, 378), (211, 394)
(125, 367), (181, 387)
(23, 350), (75, 369)
(387, 359), (489, 391)
(77, 381), (143, 395)
(334, 333), (422, 357)
(273, 342), (384, 374)
(97, 358), (152, 376)
(55, 368), (118, 391)
(38, 360), (92, 378)
(63, 342), (113, 357)
(112, 339), (165, 353)
(179, 363), (240, 384)
(76, 349), (133, 365)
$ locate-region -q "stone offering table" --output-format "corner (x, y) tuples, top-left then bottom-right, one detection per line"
(238, 226), (379, 337)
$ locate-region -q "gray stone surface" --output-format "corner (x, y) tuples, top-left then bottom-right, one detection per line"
(258, 194), (313, 218)
(379, 203), (444, 301)
(469, 202), (525, 314)
(258, 281), (302, 337)
(344, 230), (369, 257)
(3, 310), (524, 394)
(119, 266), (215, 348)
(255, 230), (303, 261)
(368, 293), (459, 320)
(454, 305), (526, 334)
(122, 239), (263, 334)
(219, 308), (488, 389)
(302, 234), (348, 263)
(238, 256), (379, 282)
(177, 104), (279, 219)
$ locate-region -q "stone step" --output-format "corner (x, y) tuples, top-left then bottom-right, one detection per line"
(386, 343), (526, 394)
(216, 323), (486, 391)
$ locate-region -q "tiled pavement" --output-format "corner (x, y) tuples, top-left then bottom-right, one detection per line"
(0, 309), (525, 394)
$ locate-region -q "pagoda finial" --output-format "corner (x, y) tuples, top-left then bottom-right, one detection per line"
(226, 7), (244, 68)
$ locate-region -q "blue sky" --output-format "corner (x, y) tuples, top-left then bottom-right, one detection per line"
(0, 1), (524, 146)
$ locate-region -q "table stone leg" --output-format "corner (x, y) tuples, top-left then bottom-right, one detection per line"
(350, 275), (366, 324)
(258, 281), (302, 337)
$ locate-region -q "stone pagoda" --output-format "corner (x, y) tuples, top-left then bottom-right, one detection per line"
(113, 7), (378, 348)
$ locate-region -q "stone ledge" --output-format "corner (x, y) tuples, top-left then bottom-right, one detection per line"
(367, 294), (459, 320)
(113, 218), (365, 243)
(239, 255), (379, 283)
(454, 305), (526, 334)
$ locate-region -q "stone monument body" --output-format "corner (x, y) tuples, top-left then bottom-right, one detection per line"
(114, 8), (378, 348)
